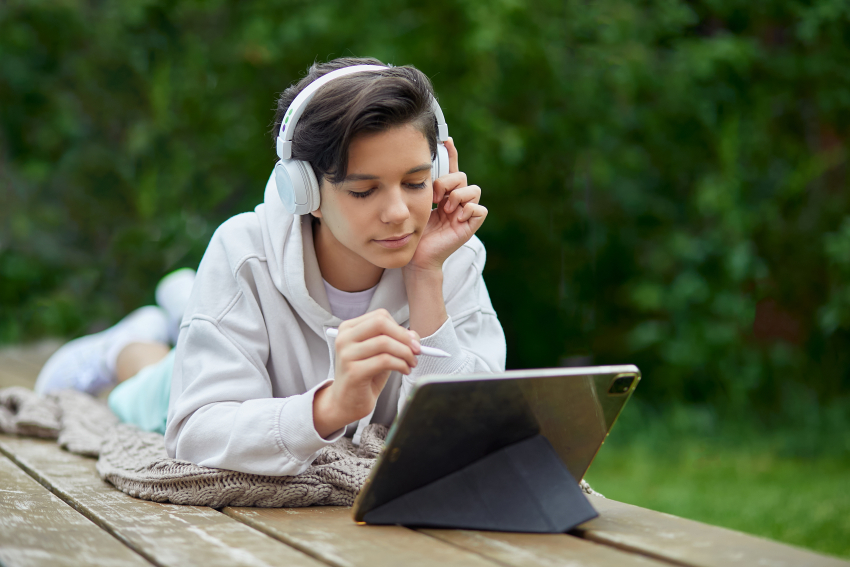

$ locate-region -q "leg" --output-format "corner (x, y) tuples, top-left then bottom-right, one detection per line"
(115, 342), (171, 383)
(34, 306), (170, 395)
(108, 349), (175, 434)
(34, 269), (195, 396)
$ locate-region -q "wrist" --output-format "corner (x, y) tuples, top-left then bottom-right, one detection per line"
(312, 383), (350, 439)
(403, 264), (443, 287)
(404, 267), (447, 338)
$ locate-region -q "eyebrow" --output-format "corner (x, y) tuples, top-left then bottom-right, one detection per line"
(343, 163), (432, 182)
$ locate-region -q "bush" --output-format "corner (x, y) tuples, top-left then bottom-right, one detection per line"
(1, 0), (848, 415)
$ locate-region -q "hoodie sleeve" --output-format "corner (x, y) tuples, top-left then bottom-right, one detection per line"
(397, 237), (506, 415)
(165, 316), (344, 476)
(164, 218), (344, 476)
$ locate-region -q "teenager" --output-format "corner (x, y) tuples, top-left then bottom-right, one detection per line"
(37, 57), (506, 477)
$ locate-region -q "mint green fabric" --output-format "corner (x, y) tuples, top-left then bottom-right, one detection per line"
(107, 350), (174, 435)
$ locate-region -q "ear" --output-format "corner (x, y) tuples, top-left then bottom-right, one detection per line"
(310, 208), (323, 220)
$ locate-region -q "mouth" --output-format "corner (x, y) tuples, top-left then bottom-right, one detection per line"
(373, 232), (413, 249)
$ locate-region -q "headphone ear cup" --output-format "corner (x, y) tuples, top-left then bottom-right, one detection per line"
(275, 160), (297, 214)
(431, 142), (450, 182)
(275, 159), (320, 215)
(297, 160), (321, 214)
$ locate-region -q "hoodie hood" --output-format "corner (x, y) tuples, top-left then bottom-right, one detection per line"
(255, 172), (410, 336)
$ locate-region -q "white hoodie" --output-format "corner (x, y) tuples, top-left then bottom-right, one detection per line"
(164, 175), (506, 476)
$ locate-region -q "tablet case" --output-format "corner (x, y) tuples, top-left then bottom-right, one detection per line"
(354, 367), (640, 532)
(362, 434), (598, 532)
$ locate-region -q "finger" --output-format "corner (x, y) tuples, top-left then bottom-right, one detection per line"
(339, 309), (417, 351)
(444, 137), (459, 174)
(444, 184), (481, 213)
(463, 204), (488, 232)
(433, 182), (447, 205)
(340, 308), (395, 337)
(433, 172), (467, 207)
(343, 335), (418, 369)
(350, 353), (412, 378)
(457, 200), (485, 222)
(406, 330), (421, 354)
(454, 202), (487, 224)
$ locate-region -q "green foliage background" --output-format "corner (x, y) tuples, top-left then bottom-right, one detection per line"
(2, 0), (850, 422)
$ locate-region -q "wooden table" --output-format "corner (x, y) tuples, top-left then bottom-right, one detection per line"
(0, 343), (846, 567)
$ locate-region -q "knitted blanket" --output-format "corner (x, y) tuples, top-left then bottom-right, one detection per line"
(0, 387), (385, 507)
(0, 386), (602, 507)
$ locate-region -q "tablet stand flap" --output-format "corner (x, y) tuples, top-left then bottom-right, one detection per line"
(362, 434), (598, 533)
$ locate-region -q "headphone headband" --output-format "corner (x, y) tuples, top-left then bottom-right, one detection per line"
(276, 64), (448, 160)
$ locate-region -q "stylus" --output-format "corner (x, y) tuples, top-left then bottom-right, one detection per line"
(324, 327), (451, 358)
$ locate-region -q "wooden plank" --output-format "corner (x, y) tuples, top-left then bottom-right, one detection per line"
(419, 528), (665, 567)
(0, 340), (59, 390)
(0, 365), (37, 389)
(0, 451), (150, 567)
(0, 340), (61, 372)
(224, 506), (502, 567)
(0, 434), (328, 567)
(575, 495), (850, 567)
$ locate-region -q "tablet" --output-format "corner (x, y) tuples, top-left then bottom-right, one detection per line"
(352, 365), (640, 523)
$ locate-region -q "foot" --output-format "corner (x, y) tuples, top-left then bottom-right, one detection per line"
(34, 306), (169, 395)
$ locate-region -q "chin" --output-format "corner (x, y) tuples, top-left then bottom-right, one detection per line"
(374, 254), (416, 270)
(365, 247), (416, 270)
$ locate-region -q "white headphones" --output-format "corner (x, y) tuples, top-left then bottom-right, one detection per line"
(274, 64), (450, 215)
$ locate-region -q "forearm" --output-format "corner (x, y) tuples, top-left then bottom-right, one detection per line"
(403, 266), (448, 338)
(168, 385), (342, 476)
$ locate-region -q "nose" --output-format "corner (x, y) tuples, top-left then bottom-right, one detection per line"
(380, 185), (411, 225)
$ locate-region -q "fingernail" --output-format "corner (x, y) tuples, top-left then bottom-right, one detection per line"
(413, 339), (422, 352)
(408, 330), (417, 340)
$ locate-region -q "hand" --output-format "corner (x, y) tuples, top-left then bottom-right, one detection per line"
(313, 309), (421, 438)
(407, 138), (488, 273)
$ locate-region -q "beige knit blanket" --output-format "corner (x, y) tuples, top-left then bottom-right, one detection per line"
(0, 386), (602, 507)
(0, 387), (385, 507)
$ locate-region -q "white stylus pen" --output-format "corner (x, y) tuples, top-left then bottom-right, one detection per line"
(324, 327), (451, 358)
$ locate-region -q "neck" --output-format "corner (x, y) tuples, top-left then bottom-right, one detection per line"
(312, 218), (384, 292)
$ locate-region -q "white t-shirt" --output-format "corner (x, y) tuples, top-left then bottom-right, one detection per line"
(322, 279), (378, 320)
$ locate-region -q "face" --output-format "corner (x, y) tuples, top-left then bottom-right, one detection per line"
(312, 123), (433, 270)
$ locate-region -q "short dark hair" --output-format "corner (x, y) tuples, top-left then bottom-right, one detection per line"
(271, 57), (438, 185)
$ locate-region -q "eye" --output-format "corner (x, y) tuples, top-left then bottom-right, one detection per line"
(348, 188), (376, 199)
(405, 181), (428, 190)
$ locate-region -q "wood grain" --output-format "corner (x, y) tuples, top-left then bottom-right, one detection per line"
(0, 340), (60, 389)
(419, 528), (665, 567)
(0, 451), (149, 567)
(0, 355), (40, 389)
(575, 495), (850, 567)
(224, 506), (501, 567)
(0, 435), (327, 567)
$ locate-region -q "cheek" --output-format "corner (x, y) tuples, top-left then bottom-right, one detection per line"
(332, 203), (373, 241)
(319, 195), (352, 236)
(411, 191), (433, 223)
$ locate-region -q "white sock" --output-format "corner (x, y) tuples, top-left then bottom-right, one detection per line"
(35, 305), (170, 395)
(155, 268), (196, 344)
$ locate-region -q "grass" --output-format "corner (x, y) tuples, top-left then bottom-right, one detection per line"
(583, 401), (850, 560)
